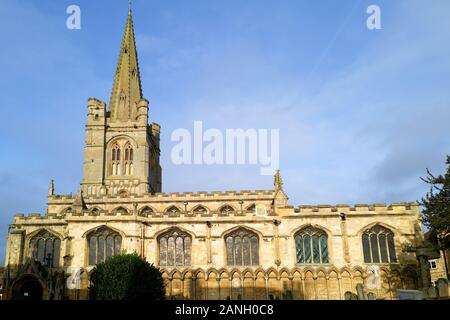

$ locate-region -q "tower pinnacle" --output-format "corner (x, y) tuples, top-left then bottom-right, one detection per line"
(109, 6), (143, 122)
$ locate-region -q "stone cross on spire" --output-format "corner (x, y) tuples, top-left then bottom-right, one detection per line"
(109, 5), (143, 122)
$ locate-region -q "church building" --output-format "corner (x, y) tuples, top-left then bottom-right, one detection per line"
(2, 7), (430, 300)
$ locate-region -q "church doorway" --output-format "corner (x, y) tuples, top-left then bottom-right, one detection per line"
(11, 276), (44, 300)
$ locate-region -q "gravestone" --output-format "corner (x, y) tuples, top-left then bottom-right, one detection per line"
(397, 289), (424, 300)
(356, 284), (367, 300)
(437, 278), (449, 298)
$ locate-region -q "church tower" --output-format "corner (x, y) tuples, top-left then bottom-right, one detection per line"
(81, 7), (162, 196)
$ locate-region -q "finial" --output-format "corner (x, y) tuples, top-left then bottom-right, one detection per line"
(128, 0), (132, 13)
(274, 169), (283, 190)
(48, 179), (54, 196)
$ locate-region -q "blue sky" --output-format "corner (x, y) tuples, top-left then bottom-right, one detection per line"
(0, 0), (449, 264)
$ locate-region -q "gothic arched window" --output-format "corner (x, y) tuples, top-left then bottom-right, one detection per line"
(158, 228), (191, 267)
(166, 206), (181, 214)
(295, 226), (329, 264)
(30, 230), (61, 268)
(124, 143), (134, 175)
(225, 228), (259, 266)
(220, 205), (235, 214)
(139, 206), (154, 217)
(111, 144), (121, 175)
(362, 225), (397, 263)
(193, 205), (207, 214)
(88, 227), (122, 265)
(246, 204), (256, 212)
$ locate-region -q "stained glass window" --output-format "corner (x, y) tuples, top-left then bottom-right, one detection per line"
(294, 227), (329, 264)
(30, 230), (61, 267)
(158, 228), (191, 267)
(225, 228), (259, 266)
(362, 225), (397, 264)
(88, 227), (122, 265)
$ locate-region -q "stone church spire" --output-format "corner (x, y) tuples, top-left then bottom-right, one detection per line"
(109, 6), (143, 122)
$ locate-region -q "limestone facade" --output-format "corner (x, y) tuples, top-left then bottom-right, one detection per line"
(2, 7), (428, 300)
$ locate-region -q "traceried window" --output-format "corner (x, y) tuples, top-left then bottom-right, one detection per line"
(362, 225), (397, 264)
(111, 144), (121, 175)
(225, 228), (259, 266)
(30, 230), (61, 268)
(139, 206), (154, 216)
(158, 228), (191, 267)
(166, 206), (181, 214)
(220, 205), (235, 214)
(110, 140), (134, 176)
(193, 205), (207, 214)
(88, 227), (122, 265)
(295, 227), (329, 264)
(124, 143), (134, 175)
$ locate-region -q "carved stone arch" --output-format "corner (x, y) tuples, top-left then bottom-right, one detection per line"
(357, 222), (400, 239)
(242, 268), (254, 277)
(89, 207), (102, 215)
(290, 223), (332, 238)
(26, 228), (63, 268)
(254, 268), (266, 278)
(26, 228), (63, 242)
(220, 225), (263, 239)
(223, 226), (261, 267)
(182, 270), (193, 279)
(218, 204), (237, 214)
(60, 206), (73, 215)
(327, 266), (340, 277)
(295, 225), (331, 265)
(82, 225), (126, 239)
(111, 206), (129, 215)
(165, 205), (181, 214)
(138, 205), (155, 216)
(229, 268), (242, 279)
(359, 222), (399, 264)
(352, 266), (365, 277)
(266, 267), (279, 279)
(170, 269), (183, 279)
(316, 267), (328, 277)
(219, 269), (230, 279)
(206, 268), (219, 280)
(106, 134), (138, 149)
(245, 203), (256, 212)
(291, 267), (303, 278)
(194, 269), (205, 279)
(192, 204), (209, 215)
(340, 267), (353, 278)
(279, 269), (290, 279)
(302, 267), (316, 278)
(154, 226), (196, 239)
(10, 273), (47, 300)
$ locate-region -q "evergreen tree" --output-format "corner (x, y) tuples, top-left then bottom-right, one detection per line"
(89, 253), (166, 300)
(420, 156), (450, 249)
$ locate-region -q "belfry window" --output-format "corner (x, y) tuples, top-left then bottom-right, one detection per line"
(225, 228), (259, 266)
(88, 227), (122, 265)
(30, 230), (61, 268)
(124, 143), (134, 175)
(362, 225), (397, 263)
(110, 140), (134, 176)
(295, 227), (329, 264)
(111, 144), (121, 175)
(158, 228), (191, 267)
